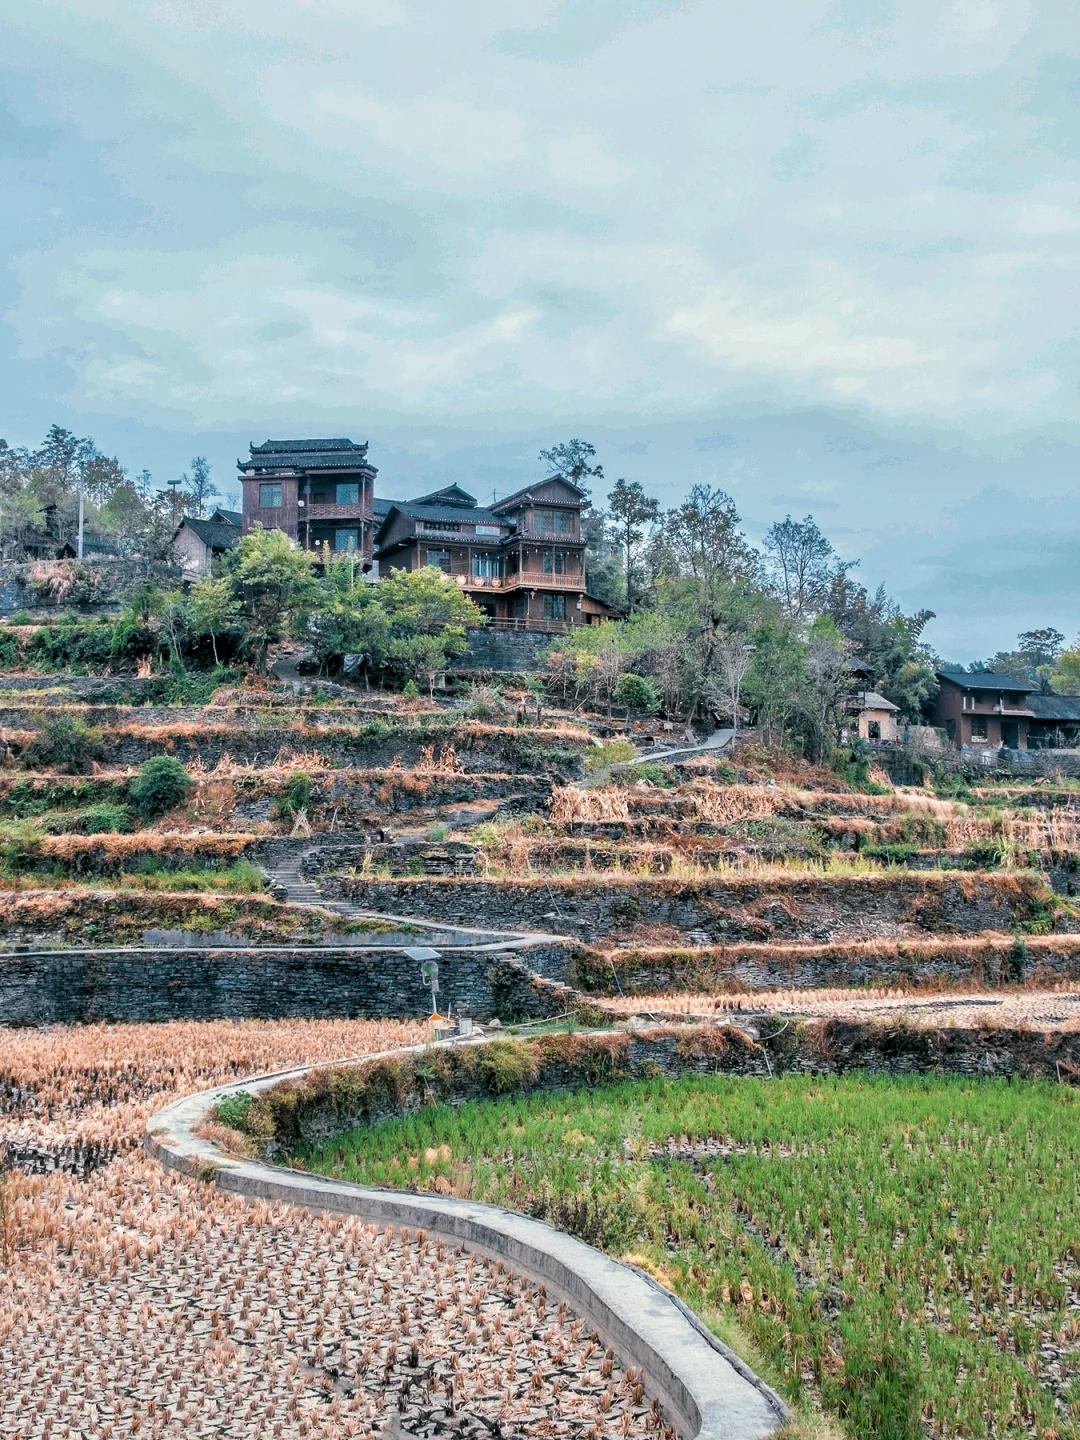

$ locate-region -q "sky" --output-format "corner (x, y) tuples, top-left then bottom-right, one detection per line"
(1, 0), (1078, 660)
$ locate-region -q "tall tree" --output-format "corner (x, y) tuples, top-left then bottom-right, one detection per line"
(537, 439), (604, 495)
(222, 524), (318, 672)
(606, 478), (660, 613)
(763, 514), (842, 619)
(182, 456), (219, 518)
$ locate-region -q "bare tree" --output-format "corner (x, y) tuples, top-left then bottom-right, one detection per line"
(713, 630), (755, 738)
(763, 514), (838, 619)
(182, 456), (219, 518)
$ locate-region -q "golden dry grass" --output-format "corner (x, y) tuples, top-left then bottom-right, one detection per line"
(1, 1018), (668, 1440)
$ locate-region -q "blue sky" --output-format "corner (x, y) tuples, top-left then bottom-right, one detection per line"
(2, 0), (1078, 658)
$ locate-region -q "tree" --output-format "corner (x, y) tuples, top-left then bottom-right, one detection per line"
(713, 630), (755, 738)
(650, 486), (759, 584)
(222, 524), (318, 672)
(307, 557), (483, 687)
(763, 514), (844, 619)
(1050, 645), (1080, 695)
(1017, 628), (1065, 667)
(580, 507), (623, 610)
(607, 478), (660, 614)
(805, 616), (853, 762)
(190, 576), (240, 667)
(613, 671), (661, 718)
(182, 456), (219, 518)
(537, 439), (604, 495)
(130, 757), (193, 819)
(826, 573), (937, 719)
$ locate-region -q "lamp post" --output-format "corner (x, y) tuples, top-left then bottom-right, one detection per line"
(405, 946), (443, 1023)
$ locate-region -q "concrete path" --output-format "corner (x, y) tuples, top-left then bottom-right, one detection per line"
(629, 728), (736, 765)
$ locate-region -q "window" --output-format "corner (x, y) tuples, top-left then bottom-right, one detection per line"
(542, 550), (566, 575)
(422, 520), (460, 532)
(970, 715), (988, 739)
(425, 550), (451, 573)
(867, 720), (881, 741)
(259, 483), (283, 508)
(554, 510), (573, 533)
(334, 528), (359, 551)
(543, 594), (566, 620)
(336, 482), (359, 505)
(533, 509), (554, 531)
(472, 552), (501, 579)
(1006, 692), (1022, 707)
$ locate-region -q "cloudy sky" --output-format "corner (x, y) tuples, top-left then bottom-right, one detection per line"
(2, 0), (1078, 657)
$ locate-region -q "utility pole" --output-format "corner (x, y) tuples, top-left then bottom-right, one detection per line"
(77, 488), (84, 561)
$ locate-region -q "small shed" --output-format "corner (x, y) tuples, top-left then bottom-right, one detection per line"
(851, 689), (900, 742)
(173, 514), (240, 577)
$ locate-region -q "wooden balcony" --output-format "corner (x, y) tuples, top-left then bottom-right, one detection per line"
(501, 571), (585, 592)
(302, 502), (371, 521)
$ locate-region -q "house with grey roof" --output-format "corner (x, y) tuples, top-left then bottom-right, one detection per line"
(173, 512), (241, 577)
(930, 670), (1038, 749)
(375, 479), (621, 632)
(238, 438), (377, 567)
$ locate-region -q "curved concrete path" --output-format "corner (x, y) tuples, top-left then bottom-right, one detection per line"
(146, 1040), (790, 1440)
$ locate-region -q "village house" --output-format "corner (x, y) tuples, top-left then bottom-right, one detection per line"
(374, 478), (620, 631)
(238, 438), (377, 566)
(173, 507), (241, 577)
(930, 670), (1037, 750)
(1026, 693), (1080, 750)
(849, 689), (900, 742)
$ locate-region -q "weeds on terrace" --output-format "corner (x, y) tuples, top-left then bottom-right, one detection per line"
(311, 1072), (1080, 1440)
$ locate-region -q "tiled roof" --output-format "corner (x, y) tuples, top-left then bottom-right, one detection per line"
(1028, 693), (1080, 722)
(854, 690), (899, 712)
(937, 670), (1037, 692)
(490, 475), (586, 513)
(209, 507), (242, 526)
(411, 484), (477, 507)
(240, 438), (375, 473)
(382, 501), (505, 526)
(178, 516), (241, 550)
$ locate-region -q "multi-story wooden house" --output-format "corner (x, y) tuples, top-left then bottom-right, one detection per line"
(238, 438), (377, 566)
(930, 670), (1037, 749)
(375, 478), (619, 630)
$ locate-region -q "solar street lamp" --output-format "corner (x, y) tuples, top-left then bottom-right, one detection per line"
(405, 946), (442, 1022)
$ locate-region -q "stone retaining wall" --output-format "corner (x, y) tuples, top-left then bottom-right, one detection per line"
(322, 872), (1063, 943)
(31, 725), (586, 777)
(0, 941), (577, 1025)
(577, 933), (1080, 995)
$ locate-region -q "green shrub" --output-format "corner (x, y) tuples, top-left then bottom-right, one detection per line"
(631, 762), (674, 787)
(129, 756), (194, 818)
(475, 1038), (538, 1094)
(23, 716), (105, 774)
(275, 771), (312, 820)
(6, 610), (34, 626)
(402, 679), (420, 701)
(613, 672), (661, 715)
(214, 1092), (255, 1130)
(454, 682), (508, 719)
(584, 738), (638, 775)
(713, 761), (738, 783)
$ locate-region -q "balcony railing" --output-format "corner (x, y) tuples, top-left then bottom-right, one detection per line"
(501, 572), (584, 592)
(302, 502), (371, 521)
(440, 567), (584, 592)
(516, 530), (582, 544)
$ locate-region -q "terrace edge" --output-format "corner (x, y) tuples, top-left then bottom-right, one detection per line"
(145, 1039), (790, 1440)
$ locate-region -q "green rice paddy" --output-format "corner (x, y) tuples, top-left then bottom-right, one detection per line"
(305, 1072), (1080, 1439)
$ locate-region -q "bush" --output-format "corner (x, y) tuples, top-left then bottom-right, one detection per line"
(613, 672), (661, 715)
(129, 756), (194, 819)
(475, 1038), (538, 1093)
(23, 716), (105, 774)
(453, 682), (508, 719)
(583, 738), (637, 775)
(6, 610), (34, 626)
(215, 1092), (255, 1130)
(402, 679), (420, 701)
(275, 771), (312, 820)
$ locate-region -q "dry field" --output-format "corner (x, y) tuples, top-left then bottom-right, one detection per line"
(1, 1019), (665, 1440)
(598, 982), (1080, 1031)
